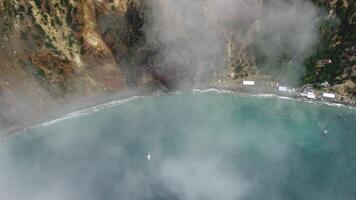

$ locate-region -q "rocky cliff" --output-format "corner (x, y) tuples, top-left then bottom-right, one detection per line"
(0, 0), (152, 129)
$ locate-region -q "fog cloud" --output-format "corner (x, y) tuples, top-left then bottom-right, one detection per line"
(144, 0), (319, 85)
(0, 93), (355, 199)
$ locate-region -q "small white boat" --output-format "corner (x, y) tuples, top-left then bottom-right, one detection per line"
(147, 152), (151, 161)
(322, 130), (328, 137)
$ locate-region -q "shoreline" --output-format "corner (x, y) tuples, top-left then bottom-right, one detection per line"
(1, 85), (355, 139)
(0, 86), (158, 139)
(193, 87), (356, 110)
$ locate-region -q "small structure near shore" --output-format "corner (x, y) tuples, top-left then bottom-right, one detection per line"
(278, 86), (287, 91)
(321, 82), (330, 87)
(322, 93), (336, 99)
(316, 59), (332, 69)
(242, 80), (255, 86)
(278, 86), (294, 94)
(317, 59), (332, 66)
(307, 92), (316, 99)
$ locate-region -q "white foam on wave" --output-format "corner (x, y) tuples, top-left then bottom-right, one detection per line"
(322, 102), (344, 108)
(192, 88), (355, 110)
(193, 88), (234, 94)
(250, 94), (275, 98)
(37, 96), (147, 128)
(277, 96), (296, 101)
(307, 99), (355, 110)
(277, 96), (355, 110)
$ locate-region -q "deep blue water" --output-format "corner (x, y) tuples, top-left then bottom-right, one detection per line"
(0, 93), (355, 200)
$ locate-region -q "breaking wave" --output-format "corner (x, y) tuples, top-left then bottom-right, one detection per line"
(192, 88), (355, 110)
(36, 96), (147, 128)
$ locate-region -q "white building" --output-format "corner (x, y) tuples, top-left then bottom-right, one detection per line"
(278, 86), (294, 94)
(322, 93), (336, 99)
(278, 86), (288, 92)
(243, 80), (255, 86)
(307, 92), (316, 99)
(321, 82), (330, 87)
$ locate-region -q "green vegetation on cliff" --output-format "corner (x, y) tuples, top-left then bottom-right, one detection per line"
(304, 0), (355, 89)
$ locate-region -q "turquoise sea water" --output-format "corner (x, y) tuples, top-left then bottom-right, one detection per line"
(0, 93), (355, 200)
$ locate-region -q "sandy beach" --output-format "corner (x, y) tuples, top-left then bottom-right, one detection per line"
(2, 79), (355, 139)
(0, 86), (158, 138)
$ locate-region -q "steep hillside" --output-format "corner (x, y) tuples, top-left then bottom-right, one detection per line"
(0, 0), (149, 129)
(305, 0), (355, 95)
(223, 0), (355, 93)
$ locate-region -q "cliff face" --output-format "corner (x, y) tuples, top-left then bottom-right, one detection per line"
(0, 0), (149, 129)
(306, 0), (355, 95)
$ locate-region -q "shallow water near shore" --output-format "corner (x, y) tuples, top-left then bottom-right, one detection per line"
(0, 93), (355, 200)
